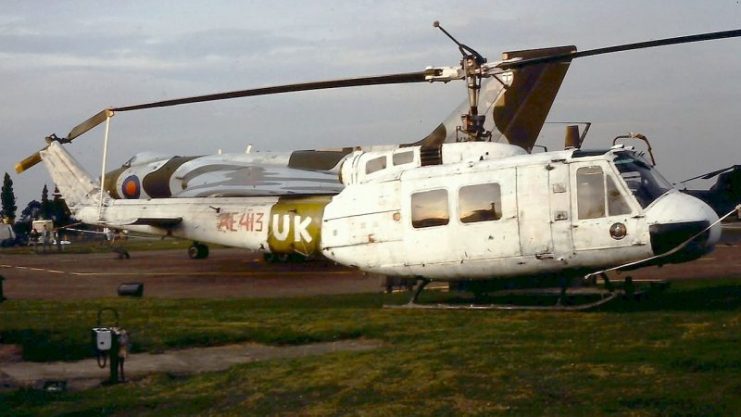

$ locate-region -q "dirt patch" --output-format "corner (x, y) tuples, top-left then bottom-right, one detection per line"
(0, 344), (22, 391)
(0, 344), (22, 363)
(0, 339), (383, 391)
(619, 243), (741, 281)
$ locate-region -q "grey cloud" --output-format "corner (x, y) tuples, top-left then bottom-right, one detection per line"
(0, 23), (311, 74)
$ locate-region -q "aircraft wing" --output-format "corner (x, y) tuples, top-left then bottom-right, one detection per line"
(105, 151), (347, 199)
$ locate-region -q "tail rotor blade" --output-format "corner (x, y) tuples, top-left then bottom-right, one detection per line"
(16, 109), (114, 173)
(15, 152), (42, 174)
(67, 109), (113, 140)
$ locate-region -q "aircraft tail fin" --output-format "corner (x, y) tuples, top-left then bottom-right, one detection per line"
(40, 142), (101, 211)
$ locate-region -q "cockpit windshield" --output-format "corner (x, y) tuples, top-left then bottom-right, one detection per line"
(122, 151), (171, 168)
(613, 152), (673, 208)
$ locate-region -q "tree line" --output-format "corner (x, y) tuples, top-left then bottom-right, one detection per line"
(1, 172), (73, 236)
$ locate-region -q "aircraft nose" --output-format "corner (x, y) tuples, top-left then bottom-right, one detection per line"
(644, 191), (721, 263)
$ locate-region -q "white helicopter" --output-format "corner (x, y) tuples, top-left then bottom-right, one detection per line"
(18, 24), (741, 308)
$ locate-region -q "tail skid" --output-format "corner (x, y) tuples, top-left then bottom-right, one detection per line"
(40, 142), (102, 213)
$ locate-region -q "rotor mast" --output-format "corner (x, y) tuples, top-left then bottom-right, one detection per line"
(433, 21), (487, 142)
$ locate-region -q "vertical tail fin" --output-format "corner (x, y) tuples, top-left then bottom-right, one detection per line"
(491, 46), (575, 151)
(40, 142), (100, 211)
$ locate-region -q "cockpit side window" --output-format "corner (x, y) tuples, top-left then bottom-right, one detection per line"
(606, 175), (632, 216)
(577, 166), (606, 219)
(392, 151), (414, 166)
(613, 154), (672, 208)
(365, 156), (387, 175)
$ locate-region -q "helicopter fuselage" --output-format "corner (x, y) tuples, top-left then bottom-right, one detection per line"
(56, 141), (720, 282)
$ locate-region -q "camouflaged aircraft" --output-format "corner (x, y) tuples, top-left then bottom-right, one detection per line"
(18, 24), (741, 307)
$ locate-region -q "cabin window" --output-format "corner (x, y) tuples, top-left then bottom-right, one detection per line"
(577, 166), (606, 219)
(459, 183), (502, 223)
(606, 175), (632, 216)
(393, 150), (414, 166)
(411, 189), (449, 228)
(365, 156), (387, 174)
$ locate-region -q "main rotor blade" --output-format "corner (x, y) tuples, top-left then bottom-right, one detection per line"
(499, 28), (741, 70)
(113, 71), (428, 112)
(15, 72), (427, 173)
(680, 165), (739, 184)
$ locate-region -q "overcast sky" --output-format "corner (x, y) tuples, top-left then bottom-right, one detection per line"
(2, 0), (740, 207)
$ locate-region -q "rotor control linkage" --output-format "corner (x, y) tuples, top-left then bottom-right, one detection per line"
(433, 21), (488, 141)
(44, 134), (72, 145)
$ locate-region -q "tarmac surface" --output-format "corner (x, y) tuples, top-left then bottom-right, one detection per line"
(0, 239), (739, 301)
(0, 248), (380, 300)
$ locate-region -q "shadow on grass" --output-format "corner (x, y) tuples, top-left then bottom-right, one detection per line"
(1, 329), (91, 362)
(598, 283), (740, 313)
(390, 279), (741, 314)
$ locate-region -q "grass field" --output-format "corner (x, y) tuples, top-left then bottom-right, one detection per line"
(1, 278), (739, 417)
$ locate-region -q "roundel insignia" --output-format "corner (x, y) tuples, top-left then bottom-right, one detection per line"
(121, 175), (141, 199)
(610, 222), (627, 240)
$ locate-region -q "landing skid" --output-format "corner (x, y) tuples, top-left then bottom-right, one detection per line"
(385, 276), (669, 311)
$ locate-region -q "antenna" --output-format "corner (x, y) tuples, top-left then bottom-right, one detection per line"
(433, 21), (486, 65)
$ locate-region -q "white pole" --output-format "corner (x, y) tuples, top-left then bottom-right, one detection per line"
(98, 110), (113, 221)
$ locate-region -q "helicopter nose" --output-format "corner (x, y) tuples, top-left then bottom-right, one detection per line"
(644, 191), (721, 263)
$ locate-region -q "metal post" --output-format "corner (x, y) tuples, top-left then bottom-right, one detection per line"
(98, 111), (113, 220)
(109, 330), (120, 383)
(0, 275), (6, 303)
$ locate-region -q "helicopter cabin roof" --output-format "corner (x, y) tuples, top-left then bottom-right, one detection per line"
(342, 142), (631, 186)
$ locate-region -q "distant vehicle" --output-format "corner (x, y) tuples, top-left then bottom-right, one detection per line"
(31, 219), (54, 234)
(0, 224), (16, 247)
(29, 219), (54, 247)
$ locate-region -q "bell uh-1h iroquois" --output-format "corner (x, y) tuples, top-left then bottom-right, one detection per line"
(18, 23), (741, 307)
